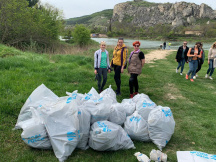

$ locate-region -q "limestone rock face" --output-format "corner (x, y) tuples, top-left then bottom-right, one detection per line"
(187, 16), (196, 24)
(112, 1), (216, 27)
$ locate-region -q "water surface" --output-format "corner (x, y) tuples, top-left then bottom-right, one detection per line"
(92, 38), (212, 51)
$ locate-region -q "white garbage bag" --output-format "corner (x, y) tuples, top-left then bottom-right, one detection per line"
(15, 84), (59, 129)
(150, 149), (167, 162)
(77, 107), (91, 150)
(89, 120), (135, 151)
(148, 106), (175, 150)
(100, 85), (117, 104)
(132, 93), (150, 104)
(136, 98), (157, 121)
(66, 90), (85, 106)
(177, 151), (216, 162)
(121, 99), (136, 116)
(81, 87), (100, 103)
(83, 97), (111, 124)
(134, 152), (150, 162)
(124, 111), (150, 142)
(21, 108), (52, 149)
(40, 99), (80, 162)
(108, 103), (126, 125)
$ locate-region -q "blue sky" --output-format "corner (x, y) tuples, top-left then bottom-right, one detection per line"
(40, 0), (216, 19)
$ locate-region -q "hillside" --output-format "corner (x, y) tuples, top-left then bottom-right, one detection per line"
(113, 1), (216, 27)
(66, 9), (113, 26)
(64, 1), (216, 38)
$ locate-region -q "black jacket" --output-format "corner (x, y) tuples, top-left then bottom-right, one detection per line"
(176, 46), (189, 62)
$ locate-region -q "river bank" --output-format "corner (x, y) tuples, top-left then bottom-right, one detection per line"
(92, 38), (213, 50)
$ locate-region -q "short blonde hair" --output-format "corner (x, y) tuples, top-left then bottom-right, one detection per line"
(211, 42), (216, 48)
(100, 41), (106, 46)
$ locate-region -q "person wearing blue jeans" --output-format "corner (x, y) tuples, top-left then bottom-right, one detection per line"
(186, 42), (202, 82)
(205, 42), (216, 80)
(177, 59), (186, 74)
(175, 41), (189, 75)
(187, 60), (198, 79)
(206, 60), (215, 79)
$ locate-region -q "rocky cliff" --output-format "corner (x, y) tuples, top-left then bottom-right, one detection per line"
(112, 1), (216, 27)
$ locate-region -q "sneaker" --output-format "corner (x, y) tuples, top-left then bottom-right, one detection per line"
(176, 68), (178, 73)
(186, 74), (189, 80)
(180, 73), (183, 75)
(190, 79), (194, 82)
(193, 76), (196, 79)
(205, 74), (208, 78)
(130, 94), (134, 98)
(133, 92), (139, 96)
(209, 76), (213, 80)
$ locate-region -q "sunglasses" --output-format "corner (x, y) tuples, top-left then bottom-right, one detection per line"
(134, 45), (139, 47)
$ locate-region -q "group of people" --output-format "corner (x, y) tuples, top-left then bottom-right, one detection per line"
(94, 38), (145, 98)
(160, 41), (171, 50)
(175, 41), (216, 81)
(94, 39), (215, 99)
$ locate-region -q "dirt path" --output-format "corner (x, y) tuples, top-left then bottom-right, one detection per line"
(145, 49), (176, 63)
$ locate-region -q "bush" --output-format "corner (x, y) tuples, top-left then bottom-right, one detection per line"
(0, 0), (63, 52)
(73, 24), (91, 47)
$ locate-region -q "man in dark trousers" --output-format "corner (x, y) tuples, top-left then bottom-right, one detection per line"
(175, 41), (189, 75)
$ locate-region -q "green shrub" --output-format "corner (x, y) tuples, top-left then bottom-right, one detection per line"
(0, 0), (63, 51)
(72, 24), (91, 47)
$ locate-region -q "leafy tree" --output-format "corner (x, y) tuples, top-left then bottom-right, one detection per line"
(73, 24), (91, 47)
(0, 0), (63, 51)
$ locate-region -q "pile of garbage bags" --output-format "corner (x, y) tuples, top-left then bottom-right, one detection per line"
(14, 84), (175, 162)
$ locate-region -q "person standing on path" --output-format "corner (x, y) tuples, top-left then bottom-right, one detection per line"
(94, 41), (111, 93)
(194, 43), (205, 79)
(186, 42), (202, 82)
(205, 42), (216, 80)
(168, 42), (171, 50)
(110, 38), (128, 95)
(175, 41), (189, 75)
(163, 41), (166, 50)
(128, 41), (145, 98)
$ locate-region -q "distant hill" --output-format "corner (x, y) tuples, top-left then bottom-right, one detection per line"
(64, 1), (216, 38)
(66, 1), (216, 28)
(66, 9), (113, 26)
(113, 1), (216, 27)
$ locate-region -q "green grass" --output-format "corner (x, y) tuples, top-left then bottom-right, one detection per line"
(0, 44), (215, 161)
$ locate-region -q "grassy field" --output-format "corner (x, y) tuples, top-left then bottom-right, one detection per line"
(0, 44), (215, 162)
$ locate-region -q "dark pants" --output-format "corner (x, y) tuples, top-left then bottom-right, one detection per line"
(129, 73), (139, 94)
(97, 68), (107, 91)
(196, 59), (203, 73)
(114, 65), (121, 93)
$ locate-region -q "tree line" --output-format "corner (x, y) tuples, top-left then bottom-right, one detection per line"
(0, 0), (63, 52)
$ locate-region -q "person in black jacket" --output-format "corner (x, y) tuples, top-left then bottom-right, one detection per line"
(175, 41), (189, 75)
